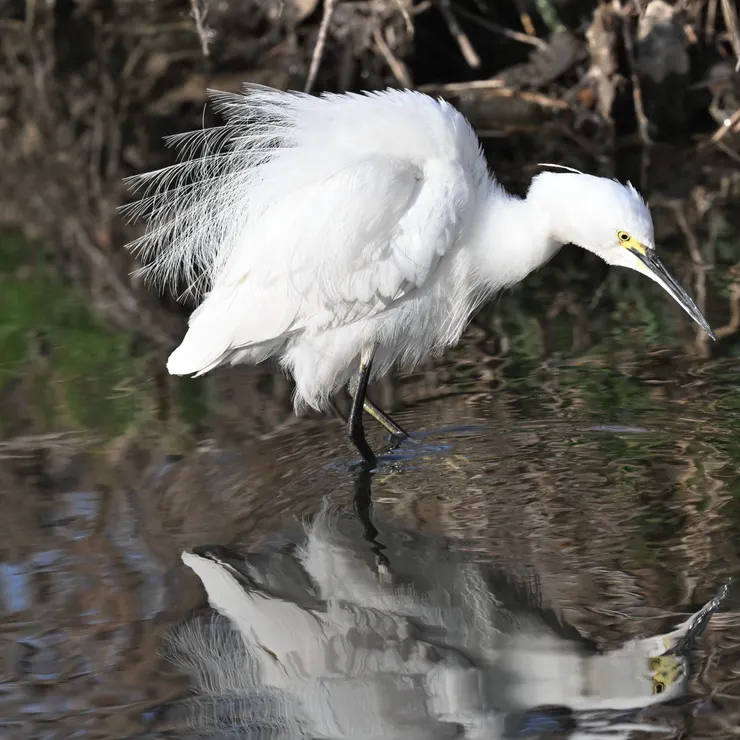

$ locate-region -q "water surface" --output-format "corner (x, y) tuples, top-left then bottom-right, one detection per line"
(1, 345), (739, 739)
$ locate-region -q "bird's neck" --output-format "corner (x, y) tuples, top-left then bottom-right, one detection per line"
(473, 181), (562, 291)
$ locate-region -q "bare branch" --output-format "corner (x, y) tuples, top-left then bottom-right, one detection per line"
(305, 0), (337, 93)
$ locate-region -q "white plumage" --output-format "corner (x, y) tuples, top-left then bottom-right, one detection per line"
(123, 85), (712, 425)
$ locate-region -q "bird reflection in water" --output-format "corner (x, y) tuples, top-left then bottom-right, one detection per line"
(160, 479), (728, 740)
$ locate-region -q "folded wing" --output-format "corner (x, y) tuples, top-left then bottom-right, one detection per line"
(167, 152), (470, 375)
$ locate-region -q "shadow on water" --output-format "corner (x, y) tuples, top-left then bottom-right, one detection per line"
(3, 350), (740, 738)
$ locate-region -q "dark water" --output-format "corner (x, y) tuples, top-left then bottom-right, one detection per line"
(2, 346), (740, 739)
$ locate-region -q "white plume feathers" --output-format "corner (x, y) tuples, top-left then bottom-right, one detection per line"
(121, 84), (475, 306)
(121, 84), (314, 299)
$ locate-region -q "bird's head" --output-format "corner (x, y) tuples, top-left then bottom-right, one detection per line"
(529, 168), (714, 339)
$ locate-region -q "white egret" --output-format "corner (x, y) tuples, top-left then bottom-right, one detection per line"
(123, 85), (714, 463)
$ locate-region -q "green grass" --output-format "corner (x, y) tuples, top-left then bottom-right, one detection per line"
(0, 230), (150, 437)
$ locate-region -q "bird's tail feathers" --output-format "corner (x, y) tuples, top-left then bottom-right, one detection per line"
(166, 285), (298, 376)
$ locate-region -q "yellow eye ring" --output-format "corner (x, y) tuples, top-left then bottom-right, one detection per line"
(653, 681), (666, 695)
(618, 231), (631, 242)
(648, 657), (661, 671)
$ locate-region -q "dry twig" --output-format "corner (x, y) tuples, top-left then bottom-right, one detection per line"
(419, 80), (569, 110)
(706, 0), (719, 42)
(671, 202), (712, 352)
(712, 283), (740, 339)
(306, 0), (337, 93)
(392, 0), (414, 37)
(614, 0), (651, 191)
(373, 27), (413, 87)
(418, 79), (505, 93)
(586, 3), (618, 123)
(720, 0), (740, 70)
(436, 0), (481, 68)
(189, 0), (214, 57)
(617, 0), (651, 146)
(512, 0), (537, 36)
(701, 106), (740, 149)
(454, 6), (548, 48)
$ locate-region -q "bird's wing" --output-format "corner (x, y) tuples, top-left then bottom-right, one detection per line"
(174, 153), (472, 363)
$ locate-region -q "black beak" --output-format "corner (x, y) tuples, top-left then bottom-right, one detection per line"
(189, 545), (257, 588)
(631, 248), (715, 340)
(668, 581), (730, 655)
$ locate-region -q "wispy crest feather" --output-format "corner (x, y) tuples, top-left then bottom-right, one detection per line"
(122, 85), (316, 299)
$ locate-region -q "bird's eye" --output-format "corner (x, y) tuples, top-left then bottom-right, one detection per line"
(648, 657), (661, 671)
(618, 231), (631, 242)
(653, 681), (666, 695)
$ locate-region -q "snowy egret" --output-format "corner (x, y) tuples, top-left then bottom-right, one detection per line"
(165, 506), (727, 738)
(124, 85), (714, 463)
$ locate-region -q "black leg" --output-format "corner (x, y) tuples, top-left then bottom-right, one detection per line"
(353, 462), (391, 576)
(363, 396), (409, 440)
(333, 392), (408, 440)
(348, 357), (376, 465)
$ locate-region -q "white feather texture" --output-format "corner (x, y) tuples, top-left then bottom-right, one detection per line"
(123, 85), (708, 411)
